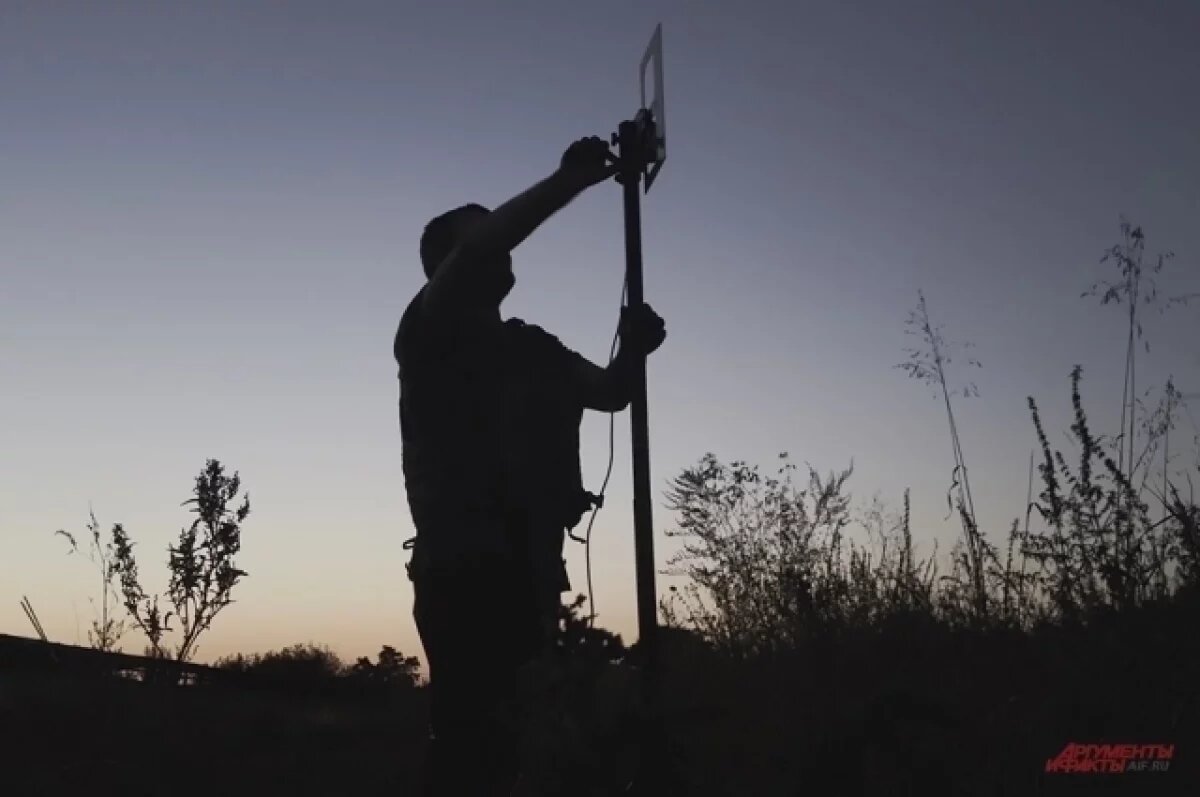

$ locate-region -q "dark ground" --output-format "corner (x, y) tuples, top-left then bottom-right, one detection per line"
(5, 599), (1198, 797)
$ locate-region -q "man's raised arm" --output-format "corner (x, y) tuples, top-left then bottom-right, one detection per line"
(423, 137), (616, 319)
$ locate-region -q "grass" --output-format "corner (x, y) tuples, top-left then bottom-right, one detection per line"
(7, 589), (1197, 796)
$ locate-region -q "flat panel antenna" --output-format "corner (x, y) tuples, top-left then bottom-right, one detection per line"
(639, 23), (666, 192)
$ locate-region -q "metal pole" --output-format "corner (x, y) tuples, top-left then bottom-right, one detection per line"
(617, 117), (659, 695)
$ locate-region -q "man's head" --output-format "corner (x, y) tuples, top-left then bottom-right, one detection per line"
(420, 203), (514, 307)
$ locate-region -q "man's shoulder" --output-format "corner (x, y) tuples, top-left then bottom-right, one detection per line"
(505, 317), (562, 346)
(506, 318), (560, 353)
(504, 318), (587, 376)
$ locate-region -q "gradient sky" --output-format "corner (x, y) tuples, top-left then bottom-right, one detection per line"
(4, 0), (1199, 668)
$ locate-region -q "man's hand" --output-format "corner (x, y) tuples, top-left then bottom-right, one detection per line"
(558, 136), (617, 191)
(618, 302), (667, 356)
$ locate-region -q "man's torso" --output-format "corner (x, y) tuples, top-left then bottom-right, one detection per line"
(396, 288), (588, 578)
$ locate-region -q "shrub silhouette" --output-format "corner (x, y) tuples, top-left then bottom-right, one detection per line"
(662, 453), (948, 656)
(102, 459), (251, 663)
(1023, 366), (1198, 620)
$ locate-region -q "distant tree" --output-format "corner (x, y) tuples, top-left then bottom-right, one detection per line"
(109, 459), (250, 662)
(54, 506), (129, 652)
(348, 645), (422, 688)
(216, 642), (424, 696)
(556, 594), (626, 664)
(217, 642), (344, 686)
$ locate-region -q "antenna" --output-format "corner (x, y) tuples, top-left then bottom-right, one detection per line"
(638, 23), (667, 193)
(608, 22), (669, 693)
(605, 23), (680, 794)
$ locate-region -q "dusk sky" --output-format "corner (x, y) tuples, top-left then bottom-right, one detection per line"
(4, 0), (1199, 667)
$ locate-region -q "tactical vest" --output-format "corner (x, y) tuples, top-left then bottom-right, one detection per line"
(401, 315), (600, 590)
(499, 319), (601, 596)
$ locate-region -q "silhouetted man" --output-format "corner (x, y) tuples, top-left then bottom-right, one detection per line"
(395, 136), (667, 796)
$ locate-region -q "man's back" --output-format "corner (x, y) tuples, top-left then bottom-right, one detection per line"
(395, 286), (511, 567)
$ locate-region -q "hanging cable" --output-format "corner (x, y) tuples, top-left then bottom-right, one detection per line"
(570, 275), (628, 628)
